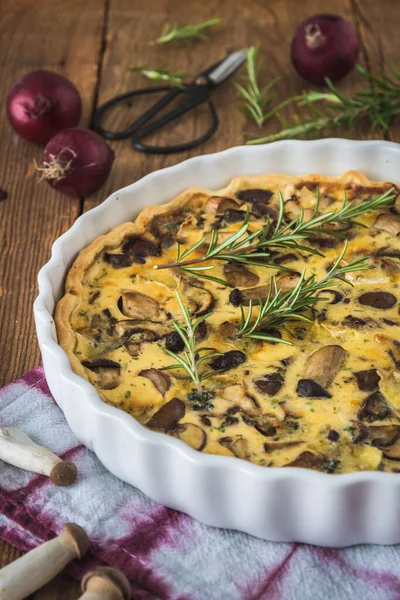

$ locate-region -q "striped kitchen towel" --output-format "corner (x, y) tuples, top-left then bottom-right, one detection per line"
(0, 366), (399, 599)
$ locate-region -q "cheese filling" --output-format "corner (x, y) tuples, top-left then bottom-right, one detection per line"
(56, 172), (400, 474)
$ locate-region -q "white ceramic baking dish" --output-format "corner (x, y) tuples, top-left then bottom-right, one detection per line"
(34, 139), (400, 547)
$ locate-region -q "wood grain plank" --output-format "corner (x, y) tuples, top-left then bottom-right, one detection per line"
(0, 0), (105, 598)
(350, 0), (400, 140)
(0, 0), (106, 387)
(85, 0), (381, 214)
(0, 0), (395, 598)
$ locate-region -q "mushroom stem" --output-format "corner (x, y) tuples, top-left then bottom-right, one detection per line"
(0, 427), (77, 486)
(80, 567), (131, 600)
(0, 523), (89, 600)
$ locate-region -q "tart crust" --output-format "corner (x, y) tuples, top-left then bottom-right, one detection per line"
(55, 170), (400, 473)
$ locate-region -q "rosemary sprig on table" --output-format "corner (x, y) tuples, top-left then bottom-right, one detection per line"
(247, 64), (400, 144)
(237, 243), (370, 344)
(130, 65), (189, 88)
(154, 188), (395, 284)
(234, 46), (279, 128)
(161, 291), (223, 392)
(156, 17), (221, 44)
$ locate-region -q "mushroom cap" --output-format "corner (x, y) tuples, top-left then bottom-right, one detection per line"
(61, 523), (90, 558)
(50, 461), (77, 486)
(81, 567), (131, 599)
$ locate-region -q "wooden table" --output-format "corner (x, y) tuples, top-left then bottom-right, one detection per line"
(0, 0), (399, 597)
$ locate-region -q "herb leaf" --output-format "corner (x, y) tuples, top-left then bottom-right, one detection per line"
(156, 17), (221, 44)
(237, 242), (371, 343)
(161, 291), (222, 392)
(247, 64), (400, 143)
(154, 188), (395, 284)
(235, 45), (280, 128)
(130, 65), (189, 88)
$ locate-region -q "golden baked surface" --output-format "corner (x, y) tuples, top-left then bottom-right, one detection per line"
(56, 170), (400, 474)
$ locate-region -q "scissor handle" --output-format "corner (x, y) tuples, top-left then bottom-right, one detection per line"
(92, 80), (219, 153)
(132, 100), (219, 154)
(91, 86), (181, 140)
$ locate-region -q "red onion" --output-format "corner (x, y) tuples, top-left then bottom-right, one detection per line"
(38, 128), (114, 198)
(7, 71), (82, 144)
(291, 14), (359, 85)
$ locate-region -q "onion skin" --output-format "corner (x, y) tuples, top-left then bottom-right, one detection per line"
(41, 128), (114, 198)
(7, 70), (82, 144)
(291, 14), (359, 86)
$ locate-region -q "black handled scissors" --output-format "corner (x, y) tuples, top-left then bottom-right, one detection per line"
(92, 50), (246, 154)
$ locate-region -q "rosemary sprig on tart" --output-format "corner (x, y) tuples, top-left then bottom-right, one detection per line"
(154, 188), (395, 285)
(235, 242), (370, 344)
(161, 291), (223, 393)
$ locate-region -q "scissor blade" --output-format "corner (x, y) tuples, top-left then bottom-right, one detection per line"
(207, 50), (247, 85)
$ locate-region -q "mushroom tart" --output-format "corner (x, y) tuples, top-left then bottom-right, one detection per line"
(56, 170), (400, 474)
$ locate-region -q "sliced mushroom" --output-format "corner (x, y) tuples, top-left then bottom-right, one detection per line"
(379, 257), (400, 275)
(213, 209), (248, 227)
(204, 195), (241, 215)
(173, 423), (207, 451)
(104, 236), (160, 268)
(376, 247), (400, 259)
(209, 351), (246, 372)
(146, 398), (185, 431)
(219, 436), (250, 460)
(368, 425), (400, 448)
(284, 451), (322, 469)
(354, 369), (381, 392)
(138, 369), (171, 396)
(103, 252), (132, 268)
(236, 189), (273, 204)
(82, 359), (120, 390)
(358, 391), (394, 422)
(303, 345), (347, 389)
(358, 291), (397, 309)
(221, 414), (240, 427)
(120, 291), (168, 322)
(88, 290), (100, 305)
(229, 285), (270, 306)
(177, 282), (214, 316)
(237, 189), (275, 218)
(122, 236), (161, 262)
(285, 200), (314, 222)
(253, 417), (277, 437)
(116, 320), (169, 338)
(311, 236), (341, 249)
(223, 263), (260, 288)
(324, 220), (353, 232)
(254, 373), (284, 396)
(225, 208), (249, 222)
(351, 421), (369, 443)
(218, 320), (238, 339)
(273, 253), (298, 266)
(149, 211), (186, 242)
(374, 213), (400, 237)
(229, 273), (299, 306)
(117, 321), (169, 356)
(296, 379), (331, 398)
(342, 315), (379, 329)
(264, 440), (304, 451)
(316, 289), (344, 304)
(381, 438), (400, 460)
